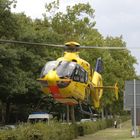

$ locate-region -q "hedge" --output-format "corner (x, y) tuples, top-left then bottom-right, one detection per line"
(77, 119), (114, 136)
(0, 116), (129, 140)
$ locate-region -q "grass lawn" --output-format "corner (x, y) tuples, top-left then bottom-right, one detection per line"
(74, 120), (140, 140)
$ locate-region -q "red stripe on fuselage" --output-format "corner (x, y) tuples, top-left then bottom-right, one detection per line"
(49, 86), (77, 105)
(49, 85), (63, 98)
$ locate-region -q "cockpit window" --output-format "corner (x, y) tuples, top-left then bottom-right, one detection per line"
(40, 60), (88, 83)
(56, 61), (76, 78)
(73, 65), (88, 83)
(40, 61), (57, 77)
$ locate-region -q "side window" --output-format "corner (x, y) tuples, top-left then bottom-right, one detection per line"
(80, 69), (85, 83)
(84, 72), (88, 83)
(73, 65), (88, 83)
(73, 67), (80, 81)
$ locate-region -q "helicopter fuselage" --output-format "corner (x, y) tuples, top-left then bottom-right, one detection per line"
(38, 52), (92, 105)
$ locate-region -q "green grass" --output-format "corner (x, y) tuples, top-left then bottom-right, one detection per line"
(74, 120), (140, 140)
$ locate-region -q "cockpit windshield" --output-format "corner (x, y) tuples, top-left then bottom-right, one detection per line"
(56, 61), (76, 78)
(40, 61), (76, 78)
(40, 60), (88, 83)
(40, 61), (57, 77)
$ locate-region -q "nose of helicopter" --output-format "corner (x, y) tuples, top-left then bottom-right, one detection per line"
(45, 70), (59, 84)
(38, 70), (59, 85)
(38, 70), (62, 99)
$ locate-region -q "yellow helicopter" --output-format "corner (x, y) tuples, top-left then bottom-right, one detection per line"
(0, 39), (119, 112)
(37, 41), (119, 109)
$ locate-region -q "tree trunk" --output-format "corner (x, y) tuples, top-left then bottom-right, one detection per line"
(101, 108), (105, 119)
(5, 101), (10, 124)
(105, 107), (108, 119)
(70, 106), (75, 123)
(66, 105), (70, 123)
(0, 101), (5, 124)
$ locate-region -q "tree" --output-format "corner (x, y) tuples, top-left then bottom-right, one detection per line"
(0, 0), (18, 39)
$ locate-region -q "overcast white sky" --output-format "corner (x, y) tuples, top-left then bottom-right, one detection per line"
(12, 0), (140, 74)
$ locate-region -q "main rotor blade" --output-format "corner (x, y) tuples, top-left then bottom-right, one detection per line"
(0, 39), (64, 48)
(80, 46), (140, 50)
(0, 39), (140, 50)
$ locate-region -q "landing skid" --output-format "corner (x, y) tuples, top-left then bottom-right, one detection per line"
(79, 103), (98, 117)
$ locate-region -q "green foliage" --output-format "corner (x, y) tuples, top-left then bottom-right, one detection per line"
(0, 121), (77, 140)
(44, 1), (96, 41)
(0, 117), (129, 140)
(0, 119), (114, 140)
(78, 119), (113, 135)
(0, 0), (18, 38)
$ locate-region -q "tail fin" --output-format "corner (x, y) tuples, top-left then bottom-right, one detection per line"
(91, 71), (103, 108)
(90, 58), (103, 108)
(95, 57), (103, 73)
(91, 58), (118, 108)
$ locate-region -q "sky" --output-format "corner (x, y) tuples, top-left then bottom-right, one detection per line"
(11, 0), (140, 74)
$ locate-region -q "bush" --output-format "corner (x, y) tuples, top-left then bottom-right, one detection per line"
(78, 119), (114, 135)
(0, 117), (129, 140)
(0, 121), (76, 140)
